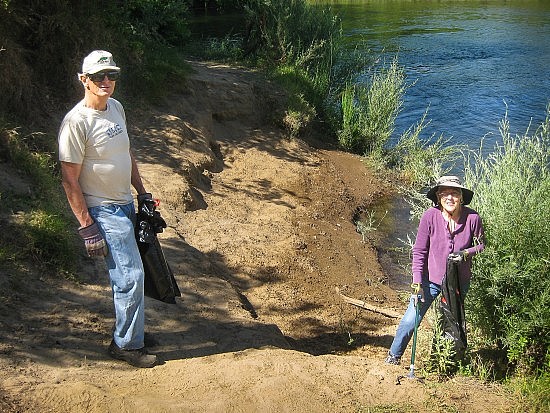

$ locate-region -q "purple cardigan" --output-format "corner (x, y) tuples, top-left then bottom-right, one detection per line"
(412, 206), (484, 286)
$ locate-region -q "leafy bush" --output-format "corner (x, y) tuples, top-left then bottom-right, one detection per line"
(122, 0), (190, 45)
(337, 57), (406, 155)
(242, 0), (340, 126)
(0, 0), (192, 119)
(242, 0), (339, 71)
(510, 373), (550, 413)
(464, 107), (550, 374)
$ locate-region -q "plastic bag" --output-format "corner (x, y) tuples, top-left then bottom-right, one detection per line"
(135, 199), (181, 304)
(438, 257), (467, 361)
(138, 236), (181, 304)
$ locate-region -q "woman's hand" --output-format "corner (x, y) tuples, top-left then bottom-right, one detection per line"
(411, 283), (424, 306)
(449, 250), (469, 262)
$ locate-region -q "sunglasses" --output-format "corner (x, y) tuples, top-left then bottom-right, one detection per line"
(438, 189), (461, 198)
(87, 71), (120, 82)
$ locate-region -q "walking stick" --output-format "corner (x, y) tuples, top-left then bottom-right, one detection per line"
(407, 294), (421, 379)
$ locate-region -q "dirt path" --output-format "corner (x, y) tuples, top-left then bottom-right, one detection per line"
(0, 61), (514, 412)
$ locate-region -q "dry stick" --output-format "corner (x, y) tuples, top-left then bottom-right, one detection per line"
(335, 287), (401, 318)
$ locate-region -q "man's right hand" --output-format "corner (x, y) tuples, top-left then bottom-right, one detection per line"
(78, 222), (108, 257)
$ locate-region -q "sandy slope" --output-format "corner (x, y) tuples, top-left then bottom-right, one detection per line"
(0, 61), (514, 412)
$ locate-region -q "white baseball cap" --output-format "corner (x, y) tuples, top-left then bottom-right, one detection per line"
(81, 50), (120, 74)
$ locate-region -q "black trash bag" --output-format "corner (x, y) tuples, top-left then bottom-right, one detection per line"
(136, 198), (181, 304)
(438, 257), (467, 361)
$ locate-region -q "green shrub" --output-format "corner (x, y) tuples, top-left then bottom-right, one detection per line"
(0, 123), (78, 273)
(337, 83), (360, 150)
(336, 56), (406, 155)
(510, 373), (550, 413)
(242, 0), (339, 72)
(242, 0), (340, 129)
(464, 107), (550, 374)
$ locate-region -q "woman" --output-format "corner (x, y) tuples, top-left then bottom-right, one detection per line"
(385, 176), (484, 365)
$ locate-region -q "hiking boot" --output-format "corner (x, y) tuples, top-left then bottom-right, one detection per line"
(385, 352), (401, 365)
(108, 340), (158, 368)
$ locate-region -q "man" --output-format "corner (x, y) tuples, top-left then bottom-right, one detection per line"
(58, 50), (158, 368)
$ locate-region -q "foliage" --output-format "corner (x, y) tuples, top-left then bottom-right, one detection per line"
(0, 122), (79, 273)
(240, 0), (341, 135)
(186, 34), (245, 62)
(242, 0), (339, 70)
(391, 110), (461, 186)
(121, 0), (190, 45)
(464, 107), (550, 374)
(270, 65), (318, 136)
(0, 0), (192, 119)
(426, 306), (461, 377)
(337, 83), (360, 150)
(509, 373), (550, 413)
(337, 56), (406, 155)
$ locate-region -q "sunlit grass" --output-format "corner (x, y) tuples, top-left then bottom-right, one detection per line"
(0, 122), (79, 275)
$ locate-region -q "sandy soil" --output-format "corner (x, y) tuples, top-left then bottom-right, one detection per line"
(0, 61), (515, 412)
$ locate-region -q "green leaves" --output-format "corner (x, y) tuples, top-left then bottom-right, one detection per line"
(465, 106), (550, 374)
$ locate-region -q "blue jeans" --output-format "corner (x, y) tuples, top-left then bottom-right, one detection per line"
(389, 280), (469, 358)
(89, 202), (145, 350)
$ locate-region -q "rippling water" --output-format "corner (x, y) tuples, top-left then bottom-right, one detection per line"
(322, 0), (550, 149)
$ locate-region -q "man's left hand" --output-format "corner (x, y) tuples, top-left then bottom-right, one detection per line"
(137, 193), (153, 208)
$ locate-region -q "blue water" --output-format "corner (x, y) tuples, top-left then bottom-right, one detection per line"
(322, 0), (550, 150)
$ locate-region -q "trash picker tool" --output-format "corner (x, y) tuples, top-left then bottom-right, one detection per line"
(396, 294), (424, 385)
(407, 295), (421, 379)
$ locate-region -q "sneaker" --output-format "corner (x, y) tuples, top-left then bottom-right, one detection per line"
(385, 352), (401, 365)
(108, 340), (158, 368)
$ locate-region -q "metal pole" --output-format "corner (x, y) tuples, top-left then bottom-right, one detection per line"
(407, 295), (421, 379)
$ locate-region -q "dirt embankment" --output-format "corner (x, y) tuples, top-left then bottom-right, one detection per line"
(0, 61), (514, 412)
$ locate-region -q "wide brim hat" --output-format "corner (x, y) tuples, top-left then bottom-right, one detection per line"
(81, 50), (120, 75)
(426, 175), (474, 205)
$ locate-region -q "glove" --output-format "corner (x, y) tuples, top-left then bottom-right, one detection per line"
(137, 193), (153, 210)
(449, 250), (469, 262)
(78, 222), (108, 257)
(137, 193), (156, 220)
(136, 193), (166, 244)
(411, 283), (424, 306)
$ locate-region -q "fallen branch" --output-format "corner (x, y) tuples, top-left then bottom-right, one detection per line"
(335, 287), (401, 318)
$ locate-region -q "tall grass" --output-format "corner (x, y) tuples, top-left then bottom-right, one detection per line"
(463, 107), (550, 374)
(0, 122), (78, 274)
(509, 373), (550, 413)
(240, 0), (344, 137)
(337, 56), (406, 154)
(242, 0), (339, 73)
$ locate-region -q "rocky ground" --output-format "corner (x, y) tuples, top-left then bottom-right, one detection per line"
(0, 61), (515, 412)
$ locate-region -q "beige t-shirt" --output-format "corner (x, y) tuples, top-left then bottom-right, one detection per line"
(58, 98), (133, 208)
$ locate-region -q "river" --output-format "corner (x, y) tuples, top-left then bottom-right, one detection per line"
(316, 0), (550, 150)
